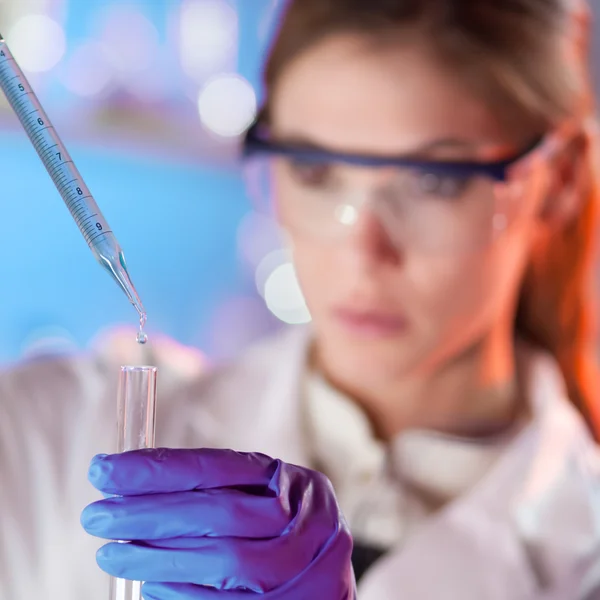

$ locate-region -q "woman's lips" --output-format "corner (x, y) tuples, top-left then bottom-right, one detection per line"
(332, 307), (409, 338)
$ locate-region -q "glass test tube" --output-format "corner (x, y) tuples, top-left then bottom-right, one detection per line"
(109, 366), (158, 600)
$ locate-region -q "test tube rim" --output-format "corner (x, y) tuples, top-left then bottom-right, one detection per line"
(120, 365), (158, 373)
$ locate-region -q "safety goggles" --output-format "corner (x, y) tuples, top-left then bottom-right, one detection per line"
(242, 121), (551, 254)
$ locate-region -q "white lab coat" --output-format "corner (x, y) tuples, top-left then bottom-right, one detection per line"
(0, 325), (599, 600)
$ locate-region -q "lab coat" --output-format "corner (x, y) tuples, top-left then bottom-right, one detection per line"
(0, 325), (599, 600)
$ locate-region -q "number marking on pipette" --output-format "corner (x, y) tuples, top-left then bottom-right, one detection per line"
(0, 45), (113, 247)
(0, 35), (147, 320)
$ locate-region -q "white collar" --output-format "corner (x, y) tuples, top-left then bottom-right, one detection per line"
(303, 368), (516, 505)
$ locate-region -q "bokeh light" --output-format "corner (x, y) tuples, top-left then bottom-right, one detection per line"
(7, 14), (66, 73)
(258, 254), (311, 325)
(265, 263), (311, 325)
(179, 0), (238, 80)
(198, 74), (257, 137)
(62, 42), (113, 97)
(97, 6), (160, 76)
(255, 249), (290, 297)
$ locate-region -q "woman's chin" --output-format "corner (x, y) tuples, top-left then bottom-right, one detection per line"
(318, 332), (430, 381)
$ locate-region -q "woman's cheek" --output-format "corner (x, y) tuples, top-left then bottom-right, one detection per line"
(405, 252), (498, 343)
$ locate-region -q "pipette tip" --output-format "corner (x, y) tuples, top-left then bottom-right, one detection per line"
(97, 251), (147, 332)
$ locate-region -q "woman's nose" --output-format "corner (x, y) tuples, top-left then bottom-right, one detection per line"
(345, 208), (404, 269)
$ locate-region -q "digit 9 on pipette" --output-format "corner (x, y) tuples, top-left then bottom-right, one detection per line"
(0, 33), (148, 344)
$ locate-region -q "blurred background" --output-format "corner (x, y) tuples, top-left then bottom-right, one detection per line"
(0, 0), (598, 365)
(0, 0), (310, 365)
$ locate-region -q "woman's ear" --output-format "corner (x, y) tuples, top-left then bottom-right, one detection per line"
(540, 132), (589, 228)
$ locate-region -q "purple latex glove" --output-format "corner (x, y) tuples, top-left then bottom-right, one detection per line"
(81, 448), (356, 599)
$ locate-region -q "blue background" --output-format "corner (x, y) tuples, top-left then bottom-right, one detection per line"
(0, 0), (287, 363)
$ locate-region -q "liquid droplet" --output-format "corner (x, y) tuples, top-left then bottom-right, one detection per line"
(137, 312), (148, 344)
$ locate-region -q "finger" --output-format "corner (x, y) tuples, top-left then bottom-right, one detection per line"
(96, 534), (317, 592)
(81, 489), (291, 540)
(143, 583), (260, 599)
(141, 527), (355, 600)
(88, 449), (279, 495)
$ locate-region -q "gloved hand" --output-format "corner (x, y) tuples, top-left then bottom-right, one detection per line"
(81, 448), (356, 599)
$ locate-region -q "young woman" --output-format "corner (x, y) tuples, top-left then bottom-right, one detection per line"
(2, 0), (600, 598)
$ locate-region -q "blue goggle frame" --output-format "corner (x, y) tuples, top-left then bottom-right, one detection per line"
(242, 122), (544, 182)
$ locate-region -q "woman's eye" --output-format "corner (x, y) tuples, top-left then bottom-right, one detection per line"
(287, 160), (333, 187)
(417, 172), (471, 199)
